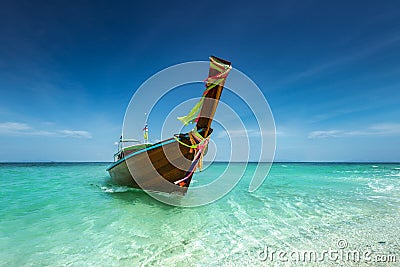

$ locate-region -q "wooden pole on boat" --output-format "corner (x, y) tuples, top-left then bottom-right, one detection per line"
(196, 56), (232, 138)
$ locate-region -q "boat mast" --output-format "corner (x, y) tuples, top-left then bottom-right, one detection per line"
(143, 113), (149, 143)
(196, 56), (232, 138)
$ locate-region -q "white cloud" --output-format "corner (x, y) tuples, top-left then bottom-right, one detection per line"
(368, 123), (400, 135)
(216, 128), (277, 138)
(216, 129), (258, 138)
(308, 130), (349, 139)
(308, 123), (400, 139)
(0, 122), (31, 133)
(0, 122), (92, 139)
(57, 130), (92, 139)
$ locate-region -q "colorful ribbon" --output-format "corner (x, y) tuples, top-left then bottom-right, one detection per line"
(177, 59), (232, 126)
(173, 128), (211, 186)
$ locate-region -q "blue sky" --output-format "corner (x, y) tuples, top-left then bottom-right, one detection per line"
(0, 0), (399, 162)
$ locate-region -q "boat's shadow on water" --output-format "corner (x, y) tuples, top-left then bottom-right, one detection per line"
(94, 177), (181, 210)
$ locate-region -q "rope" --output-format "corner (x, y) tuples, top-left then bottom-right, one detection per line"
(174, 128), (210, 186)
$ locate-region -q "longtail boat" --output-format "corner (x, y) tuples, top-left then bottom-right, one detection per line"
(106, 56), (232, 193)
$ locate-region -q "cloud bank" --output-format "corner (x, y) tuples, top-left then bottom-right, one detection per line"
(308, 123), (400, 139)
(0, 122), (92, 139)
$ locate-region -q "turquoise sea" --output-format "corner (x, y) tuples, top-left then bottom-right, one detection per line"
(1, 162), (399, 266)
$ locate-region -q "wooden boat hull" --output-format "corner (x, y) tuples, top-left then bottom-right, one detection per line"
(107, 56), (231, 194)
(107, 137), (195, 193)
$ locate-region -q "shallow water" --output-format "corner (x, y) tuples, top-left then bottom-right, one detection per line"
(1, 162), (399, 266)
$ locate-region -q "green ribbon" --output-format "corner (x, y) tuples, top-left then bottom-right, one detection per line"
(177, 97), (204, 126)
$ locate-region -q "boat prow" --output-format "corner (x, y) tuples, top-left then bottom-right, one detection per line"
(107, 56), (231, 193)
